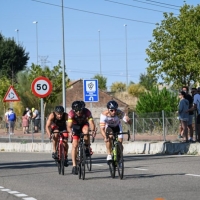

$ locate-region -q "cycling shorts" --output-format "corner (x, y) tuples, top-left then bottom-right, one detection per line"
(50, 124), (68, 139)
(72, 123), (89, 140)
(106, 126), (123, 139)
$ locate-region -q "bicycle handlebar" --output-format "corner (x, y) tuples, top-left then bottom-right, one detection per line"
(70, 132), (95, 143)
(106, 130), (130, 141)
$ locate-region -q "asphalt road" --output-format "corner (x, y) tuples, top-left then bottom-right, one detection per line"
(0, 153), (200, 200)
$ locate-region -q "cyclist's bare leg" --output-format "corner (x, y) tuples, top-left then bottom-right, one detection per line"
(72, 139), (78, 167)
(82, 125), (89, 145)
(52, 133), (58, 152)
(118, 138), (123, 152)
(63, 140), (69, 158)
(106, 136), (113, 155)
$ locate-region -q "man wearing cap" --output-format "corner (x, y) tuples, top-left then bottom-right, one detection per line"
(4, 108), (11, 134)
(32, 108), (40, 133)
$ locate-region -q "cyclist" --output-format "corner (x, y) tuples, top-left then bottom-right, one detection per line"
(67, 100), (96, 175)
(100, 100), (131, 161)
(45, 106), (69, 167)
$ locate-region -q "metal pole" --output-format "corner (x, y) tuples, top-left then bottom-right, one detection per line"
(124, 24), (128, 89)
(132, 112), (135, 141)
(41, 98), (44, 143)
(33, 21), (38, 65)
(98, 30), (102, 75)
(61, 0), (66, 111)
(162, 110), (166, 141)
(15, 29), (19, 45)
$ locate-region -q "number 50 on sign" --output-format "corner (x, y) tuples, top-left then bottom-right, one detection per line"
(31, 76), (53, 98)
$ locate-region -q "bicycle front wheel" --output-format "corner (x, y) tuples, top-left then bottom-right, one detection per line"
(108, 160), (116, 178)
(86, 147), (92, 171)
(117, 144), (124, 179)
(81, 145), (86, 180)
(60, 144), (65, 175)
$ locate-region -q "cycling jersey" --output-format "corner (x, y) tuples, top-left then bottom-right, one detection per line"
(52, 112), (67, 131)
(68, 108), (93, 125)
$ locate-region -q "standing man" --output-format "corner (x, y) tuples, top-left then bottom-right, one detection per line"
(67, 101), (96, 175)
(4, 108), (11, 134)
(182, 86), (194, 142)
(7, 108), (16, 135)
(32, 108), (40, 133)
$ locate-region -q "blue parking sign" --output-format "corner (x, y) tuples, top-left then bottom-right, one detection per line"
(83, 79), (99, 102)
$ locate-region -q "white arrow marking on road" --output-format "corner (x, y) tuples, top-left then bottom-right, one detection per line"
(133, 168), (148, 171)
(185, 174), (200, 177)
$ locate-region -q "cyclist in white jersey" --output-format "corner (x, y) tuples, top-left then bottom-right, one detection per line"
(100, 100), (131, 161)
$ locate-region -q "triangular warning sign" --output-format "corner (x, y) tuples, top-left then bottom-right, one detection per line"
(3, 86), (20, 102)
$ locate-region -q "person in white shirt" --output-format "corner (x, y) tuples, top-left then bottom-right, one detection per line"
(100, 100), (131, 161)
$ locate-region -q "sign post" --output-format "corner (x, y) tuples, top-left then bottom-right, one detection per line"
(31, 76), (52, 143)
(83, 79), (99, 112)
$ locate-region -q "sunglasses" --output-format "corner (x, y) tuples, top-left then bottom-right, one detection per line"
(109, 109), (116, 112)
(74, 109), (82, 113)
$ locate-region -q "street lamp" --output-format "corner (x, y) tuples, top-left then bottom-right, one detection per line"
(98, 30), (102, 75)
(15, 29), (19, 45)
(124, 24), (128, 89)
(33, 21), (38, 65)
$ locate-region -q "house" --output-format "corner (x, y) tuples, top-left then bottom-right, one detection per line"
(66, 79), (129, 118)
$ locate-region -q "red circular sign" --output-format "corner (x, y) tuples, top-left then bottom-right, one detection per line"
(31, 76), (53, 98)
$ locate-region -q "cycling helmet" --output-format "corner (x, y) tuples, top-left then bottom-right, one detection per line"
(55, 106), (64, 113)
(107, 100), (118, 110)
(72, 101), (82, 112)
(80, 101), (85, 109)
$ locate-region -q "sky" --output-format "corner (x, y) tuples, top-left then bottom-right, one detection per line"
(1, 0), (199, 90)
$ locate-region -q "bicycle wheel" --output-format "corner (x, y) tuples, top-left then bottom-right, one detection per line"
(81, 145), (86, 180)
(108, 160), (116, 178)
(60, 144), (65, 175)
(56, 147), (61, 175)
(77, 146), (81, 179)
(117, 144), (124, 179)
(86, 146), (92, 171)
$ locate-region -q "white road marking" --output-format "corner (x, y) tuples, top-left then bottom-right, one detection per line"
(185, 174), (200, 177)
(0, 186), (4, 188)
(1, 189), (10, 191)
(14, 193), (28, 197)
(133, 168), (148, 171)
(92, 164), (104, 166)
(23, 198), (37, 200)
(8, 191), (20, 194)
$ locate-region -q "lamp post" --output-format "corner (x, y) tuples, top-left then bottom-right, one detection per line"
(61, 0), (66, 111)
(98, 30), (102, 75)
(124, 24), (128, 89)
(15, 29), (19, 45)
(33, 21), (38, 65)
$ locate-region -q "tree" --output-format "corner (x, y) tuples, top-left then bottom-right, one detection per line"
(92, 74), (107, 90)
(110, 82), (126, 92)
(128, 84), (146, 97)
(139, 73), (157, 91)
(135, 86), (178, 114)
(0, 33), (29, 82)
(146, 4), (200, 88)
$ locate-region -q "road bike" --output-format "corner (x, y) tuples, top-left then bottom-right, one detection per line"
(106, 130), (130, 180)
(76, 132), (95, 180)
(50, 130), (68, 175)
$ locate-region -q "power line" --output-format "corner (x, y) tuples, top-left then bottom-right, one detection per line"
(105, 0), (179, 13)
(132, 0), (179, 10)
(146, 0), (181, 8)
(31, 0), (156, 25)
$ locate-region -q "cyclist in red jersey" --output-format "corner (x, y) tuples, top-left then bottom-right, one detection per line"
(46, 106), (69, 167)
(67, 101), (96, 175)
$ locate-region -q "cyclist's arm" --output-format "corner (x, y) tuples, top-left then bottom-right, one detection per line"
(88, 118), (96, 136)
(64, 113), (68, 131)
(45, 113), (54, 138)
(100, 113), (107, 140)
(67, 119), (73, 134)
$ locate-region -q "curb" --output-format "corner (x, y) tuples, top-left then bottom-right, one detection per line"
(0, 141), (200, 155)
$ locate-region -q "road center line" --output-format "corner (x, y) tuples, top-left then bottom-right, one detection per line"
(185, 174), (200, 177)
(133, 168), (148, 171)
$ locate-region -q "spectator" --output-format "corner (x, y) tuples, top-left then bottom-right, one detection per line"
(32, 108), (40, 133)
(4, 108), (11, 134)
(187, 87), (200, 142)
(178, 91), (189, 142)
(22, 110), (29, 134)
(182, 86), (194, 142)
(7, 108), (16, 135)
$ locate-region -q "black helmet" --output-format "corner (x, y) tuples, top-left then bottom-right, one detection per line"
(80, 101), (85, 109)
(72, 101), (82, 112)
(55, 106), (64, 113)
(107, 100), (118, 110)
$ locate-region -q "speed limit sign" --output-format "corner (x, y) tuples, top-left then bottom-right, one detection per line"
(31, 76), (53, 98)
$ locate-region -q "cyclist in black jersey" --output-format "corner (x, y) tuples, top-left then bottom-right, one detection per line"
(46, 106), (69, 166)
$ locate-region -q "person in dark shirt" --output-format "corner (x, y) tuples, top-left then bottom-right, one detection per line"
(182, 86), (194, 142)
(46, 106), (69, 166)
